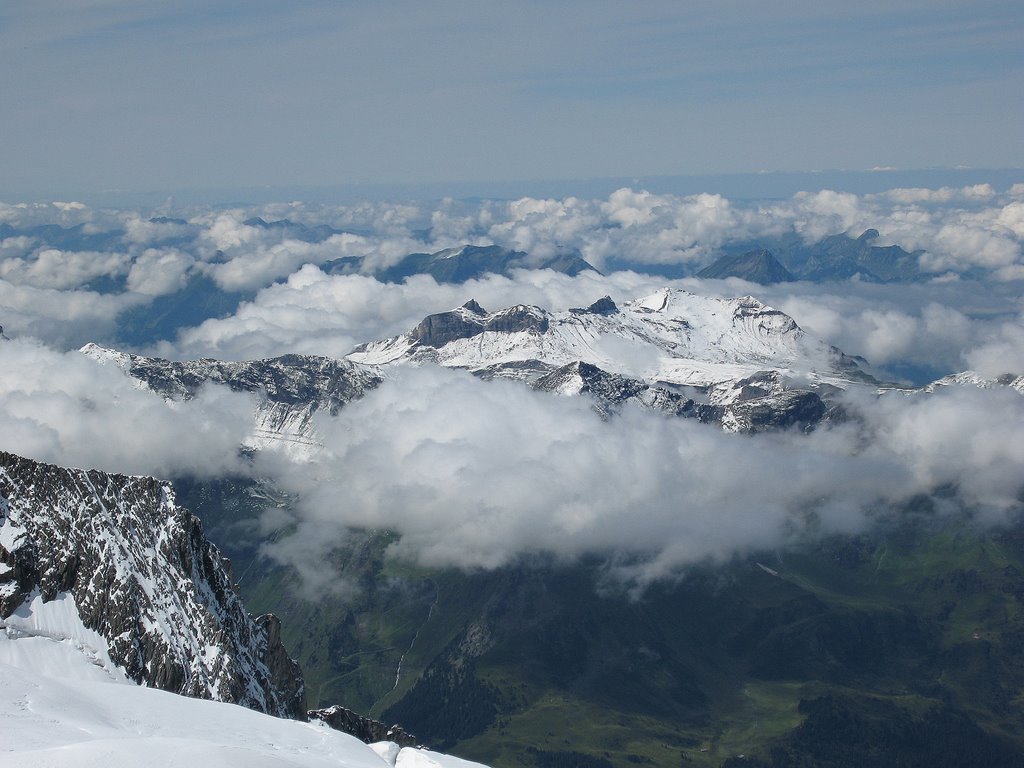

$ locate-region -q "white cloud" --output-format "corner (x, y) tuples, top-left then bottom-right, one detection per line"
(121, 214), (194, 245)
(256, 364), (1024, 589)
(0, 280), (145, 348)
(0, 248), (131, 290)
(0, 339), (256, 479)
(965, 316), (1024, 376)
(126, 248), (196, 296)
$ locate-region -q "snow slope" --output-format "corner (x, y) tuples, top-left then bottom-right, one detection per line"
(0, 604), (485, 768)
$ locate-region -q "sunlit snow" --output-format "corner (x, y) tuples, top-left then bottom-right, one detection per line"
(0, 592), (488, 768)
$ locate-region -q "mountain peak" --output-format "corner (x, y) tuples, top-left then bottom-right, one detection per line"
(696, 249), (795, 284)
(587, 296), (618, 314)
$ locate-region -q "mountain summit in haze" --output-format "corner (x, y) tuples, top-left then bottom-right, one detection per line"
(696, 249), (796, 283)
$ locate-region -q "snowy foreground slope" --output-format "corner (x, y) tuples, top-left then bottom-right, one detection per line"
(0, 604), (482, 768)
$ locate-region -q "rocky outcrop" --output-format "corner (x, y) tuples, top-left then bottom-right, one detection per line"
(410, 303), (550, 349)
(0, 450), (305, 719)
(533, 361), (708, 420)
(81, 347), (381, 413)
(309, 704), (418, 747)
(410, 307), (491, 348)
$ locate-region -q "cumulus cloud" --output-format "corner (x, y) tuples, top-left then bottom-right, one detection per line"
(0, 280), (145, 348)
(120, 214), (195, 246)
(749, 279), (1020, 379)
(965, 315), (1024, 376)
(0, 248), (131, 290)
(126, 248), (196, 296)
(254, 365), (1024, 590)
(0, 339), (256, 479)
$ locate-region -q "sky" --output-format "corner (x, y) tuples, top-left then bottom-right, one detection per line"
(2, 1), (1023, 199)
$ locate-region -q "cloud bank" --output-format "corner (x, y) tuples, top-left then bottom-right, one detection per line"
(0, 339), (256, 479)
(258, 366), (1024, 589)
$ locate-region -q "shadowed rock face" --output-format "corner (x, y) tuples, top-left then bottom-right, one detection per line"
(116, 351), (382, 413)
(410, 310), (489, 348)
(0, 450), (306, 719)
(411, 304), (550, 348)
(533, 361), (708, 421)
(697, 249), (795, 284)
(309, 704), (418, 747)
(81, 346), (384, 453)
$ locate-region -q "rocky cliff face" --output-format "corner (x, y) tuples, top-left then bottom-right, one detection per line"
(0, 450), (305, 718)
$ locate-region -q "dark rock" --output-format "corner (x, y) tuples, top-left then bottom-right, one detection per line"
(533, 361), (703, 420)
(309, 704), (418, 747)
(587, 296), (618, 314)
(697, 249), (795, 284)
(485, 306), (549, 335)
(570, 296), (619, 315)
(410, 310), (486, 348)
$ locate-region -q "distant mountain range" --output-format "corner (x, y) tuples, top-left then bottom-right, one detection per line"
(343, 244), (598, 284)
(696, 229), (926, 284)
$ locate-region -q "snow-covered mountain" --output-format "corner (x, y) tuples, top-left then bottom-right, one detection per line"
(0, 450), (305, 717)
(80, 345), (383, 453)
(921, 371), (1024, 394)
(348, 289), (873, 432)
(350, 289), (869, 386)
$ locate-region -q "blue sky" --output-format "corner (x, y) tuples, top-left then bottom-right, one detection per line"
(2, 1), (1022, 198)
